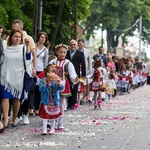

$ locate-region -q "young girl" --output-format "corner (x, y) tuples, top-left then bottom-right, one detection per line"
(120, 73), (129, 94)
(126, 66), (132, 93)
(87, 56), (107, 109)
(49, 44), (79, 129)
(77, 78), (85, 106)
(38, 65), (64, 135)
(105, 72), (116, 100)
(131, 69), (138, 90)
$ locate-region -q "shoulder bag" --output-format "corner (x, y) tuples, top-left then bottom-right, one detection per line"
(23, 46), (34, 92)
(37, 48), (46, 58)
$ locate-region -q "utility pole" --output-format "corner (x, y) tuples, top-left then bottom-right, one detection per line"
(32, 0), (43, 41)
(39, 0), (43, 31)
(139, 16), (142, 62)
(73, 0), (77, 40)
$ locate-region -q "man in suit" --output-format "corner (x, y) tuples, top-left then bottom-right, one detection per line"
(66, 39), (86, 109)
(77, 39), (92, 104)
(93, 46), (108, 68)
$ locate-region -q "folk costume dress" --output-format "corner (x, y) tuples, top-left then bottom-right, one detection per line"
(38, 79), (64, 119)
(49, 58), (78, 97)
(87, 67), (107, 92)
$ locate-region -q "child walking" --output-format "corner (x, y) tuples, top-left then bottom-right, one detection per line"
(105, 72), (116, 101)
(87, 56), (107, 109)
(49, 44), (79, 129)
(38, 65), (64, 135)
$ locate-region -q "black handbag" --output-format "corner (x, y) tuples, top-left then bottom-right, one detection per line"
(23, 46), (34, 92)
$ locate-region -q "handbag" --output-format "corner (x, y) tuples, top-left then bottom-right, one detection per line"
(23, 46), (34, 92)
(37, 48), (46, 58)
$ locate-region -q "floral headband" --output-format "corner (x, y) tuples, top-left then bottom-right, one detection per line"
(55, 44), (68, 50)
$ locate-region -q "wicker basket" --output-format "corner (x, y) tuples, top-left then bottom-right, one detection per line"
(105, 89), (114, 95)
(99, 84), (108, 91)
(47, 72), (59, 81)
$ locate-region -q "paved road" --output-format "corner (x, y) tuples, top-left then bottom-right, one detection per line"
(1, 85), (150, 150)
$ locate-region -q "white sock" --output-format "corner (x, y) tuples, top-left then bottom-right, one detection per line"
(50, 119), (55, 131)
(58, 96), (65, 126)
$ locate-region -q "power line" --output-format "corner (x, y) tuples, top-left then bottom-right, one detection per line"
(114, 18), (140, 32)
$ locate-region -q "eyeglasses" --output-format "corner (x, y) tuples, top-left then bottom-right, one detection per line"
(70, 44), (76, 46)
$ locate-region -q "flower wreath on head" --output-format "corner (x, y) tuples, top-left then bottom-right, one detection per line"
(55, 44), (68, 50)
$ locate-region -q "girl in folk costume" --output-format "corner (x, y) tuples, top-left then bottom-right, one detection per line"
(131, 69), (138, 89)
(137, 68), (142, 87)
(38, 65), (64, 135)
(87, 56), (107, 109)
(120, 73), (129, 95)
(49, 44), (79, 129)
(126, 66), (132, 93)
(141, 65), (147, 85)
(77, 65), (85, 106)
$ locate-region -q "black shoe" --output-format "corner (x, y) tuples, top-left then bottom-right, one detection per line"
(88, 99), (93, 103)
(29, 113), (34, 116)
(35, 113), (39, 116)
(80, 100), (83, 105)
(4, 124), (9, 129)
(70, 106), (74, 109)
(67, 106), (74, 110)
(12, 124), (18, 127)
(0, 128), (4, 133)
(101, 98), (105, 101)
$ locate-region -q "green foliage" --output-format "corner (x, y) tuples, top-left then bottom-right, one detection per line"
(0, 0), (33, 32)
(0, 0), (92, 46)
(43, 0), (92, 46)
(84, 0), (150, 52)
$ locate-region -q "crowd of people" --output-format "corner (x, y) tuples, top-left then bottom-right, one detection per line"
(0, 19), (149, 135)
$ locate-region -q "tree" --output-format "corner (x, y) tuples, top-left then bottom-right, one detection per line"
(42, 0), (92, 47)
(84, 0), (150, 53)
(0, 0), (33, 32)
(0, 0), (92, 47)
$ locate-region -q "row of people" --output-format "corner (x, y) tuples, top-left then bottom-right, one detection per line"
(0, 19), (149, 134)
(0, 20), (89, 134)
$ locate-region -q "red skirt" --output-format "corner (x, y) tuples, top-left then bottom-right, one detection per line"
(78, 82), (85, 93)
(39, 103), (62, 119)
(60, 78), (71, 97)
(90, 80), (100, 92)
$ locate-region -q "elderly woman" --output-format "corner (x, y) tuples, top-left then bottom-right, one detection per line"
(0, 29), (31, 128)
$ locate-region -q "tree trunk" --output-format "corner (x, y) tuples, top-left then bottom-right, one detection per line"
(107, 30), (120, 53)
(107, 30), (114, 53)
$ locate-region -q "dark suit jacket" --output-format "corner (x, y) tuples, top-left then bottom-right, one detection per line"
(66, 50), (86, 77)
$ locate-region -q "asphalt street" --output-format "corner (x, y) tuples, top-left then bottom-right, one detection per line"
(1, 85), (150, 150)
